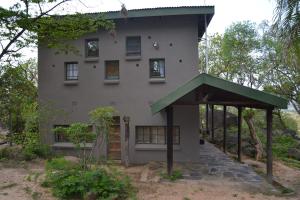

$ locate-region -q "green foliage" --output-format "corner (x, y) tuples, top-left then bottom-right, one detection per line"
(46, 157), (80, 171)
(0, 59), (37, 133)
(161, 169), (183, 181)
(44, 158), (135, 200)
(0, 0), (114, 63)
(54, 123), (96, 147)
(89, 106), (116, 135)
(273, 135), (298, 158)
(53, 123), (95, 169)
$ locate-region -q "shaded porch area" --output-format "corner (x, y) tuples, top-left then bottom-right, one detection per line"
(181, 142), (262, 184)
(151, 73), (288, 183)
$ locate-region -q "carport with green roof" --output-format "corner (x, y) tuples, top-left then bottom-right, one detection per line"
(151, 73), (288, 183)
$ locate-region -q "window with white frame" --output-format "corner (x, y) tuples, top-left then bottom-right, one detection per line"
(65, 62), (78, 80)
(85, 39), (99, 57)
(150, 59), (165, 78)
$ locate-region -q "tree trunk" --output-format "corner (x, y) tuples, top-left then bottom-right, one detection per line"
(244, 114), (264, 160)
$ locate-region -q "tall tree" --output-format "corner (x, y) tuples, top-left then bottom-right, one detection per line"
(0, 0), (114, 66)
(0, 60), (37, 132)
(273, 0), (300, 60)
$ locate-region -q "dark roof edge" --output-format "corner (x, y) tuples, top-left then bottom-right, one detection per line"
(151, 73), (288, 114)
(85, 6), (215, 20)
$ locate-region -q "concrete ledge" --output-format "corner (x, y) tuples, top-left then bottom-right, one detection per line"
(149, 78), (166, 83)
(125, 55), (141, 61)
(103, 79), (120, 85)
(135, 144), (180, 151)
(84, 57), (99, 63)
(52, 142), (93, 149)
(64, 80), (79, 85)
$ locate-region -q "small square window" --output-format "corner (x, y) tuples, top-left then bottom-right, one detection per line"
(150, 59), (165, 78)
(126, 36), (141, 56)
(65, 62), (78, 80)
(85, 39), (99, 57)
(105, 60), (119, 80)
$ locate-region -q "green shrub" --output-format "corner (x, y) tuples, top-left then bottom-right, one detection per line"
(0, 146), (25, 160)
(161, 169), (183, 181)
(46, 157), (80, 171)
(44, 166), (135, 199)
(273, 135), (298, 158)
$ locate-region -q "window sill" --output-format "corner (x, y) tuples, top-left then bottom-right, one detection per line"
(149, 78), (166, 83)
(64, 80), (79, 85)
(104, 79), (120, 85)
(84, 57), (99, 63)
(135, 144), (180, 151)
(125, 55), (141, 61)
(52, 142), (93, 149)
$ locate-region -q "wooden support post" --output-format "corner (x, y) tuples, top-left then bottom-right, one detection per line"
(266, 108), (273, 183)
(123, 116), (130, 167)
(223, 105), (227, 153)
(237, 107), (242, 162)
(206, 104), (209, 137)
(166, 106), (174, 176)
(211, 105), (214, 142)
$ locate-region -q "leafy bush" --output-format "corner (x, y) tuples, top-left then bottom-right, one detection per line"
(273, 135), (298, 158)
(44, 158), (135, 199)
(46, 157), (80, 171)
(161, 169), (183, 181)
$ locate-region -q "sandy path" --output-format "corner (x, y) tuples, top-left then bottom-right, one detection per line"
(0, 160), (55, 200)
(0, 160), (299, 200)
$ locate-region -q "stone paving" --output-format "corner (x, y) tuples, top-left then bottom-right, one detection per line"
(180, 142), (264, 184)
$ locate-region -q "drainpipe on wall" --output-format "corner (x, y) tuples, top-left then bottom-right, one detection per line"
(123, 116), (130, 167)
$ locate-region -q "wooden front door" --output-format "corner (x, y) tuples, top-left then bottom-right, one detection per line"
(108, 117), (121, 160)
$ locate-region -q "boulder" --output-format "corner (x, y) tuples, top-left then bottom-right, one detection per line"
(288, 148), (300, 161)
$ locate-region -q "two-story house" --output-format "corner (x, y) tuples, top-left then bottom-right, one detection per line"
(38, 6), (215, 163)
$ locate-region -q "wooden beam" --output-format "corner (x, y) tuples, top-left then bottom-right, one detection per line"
(211, 105), (214, 142)
(266, 108), (273, 183)
(223, 105), (227, 153)
(237, 107), (242, 162)
(166, 106), (174, 176)
(174, 101), (269, 109)
(206, 104), (209, 137)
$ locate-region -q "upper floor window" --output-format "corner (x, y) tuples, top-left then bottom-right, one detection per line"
(126, 36), (141, 56)
(105, 60), (119, 80)
(65, 62), (78, 80)
(150, 59), (165, 78)
(85, 39), (99, 57)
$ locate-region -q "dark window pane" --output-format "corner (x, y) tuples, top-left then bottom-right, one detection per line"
(86, 39), (99, 57)
(126, 36), (141, 56)
(143, 127), (151, 144)
(150, 59), (165, 78)
(136, 127), (144, 144)
(65, 62), (78, 80)
(157, 127), (165, 144)
(105, 60), (119, 80)
(54, 125), (69, 142)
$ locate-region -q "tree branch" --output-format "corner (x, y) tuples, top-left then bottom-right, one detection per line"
(0, 0), (71, 61)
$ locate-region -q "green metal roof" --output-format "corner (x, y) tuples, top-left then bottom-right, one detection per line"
(87, 6), (214, 38)
(151, 73), (288, 114)
(88, 6), (214, 19)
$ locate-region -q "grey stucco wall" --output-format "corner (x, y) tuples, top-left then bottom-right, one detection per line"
(38, 15), (200, 163)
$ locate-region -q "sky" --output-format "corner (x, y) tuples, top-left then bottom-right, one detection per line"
(1, 0), (277, 57)
(51, 0), (277, 34)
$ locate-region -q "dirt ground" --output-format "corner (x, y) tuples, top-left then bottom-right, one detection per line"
(0, 159), (300, 200)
